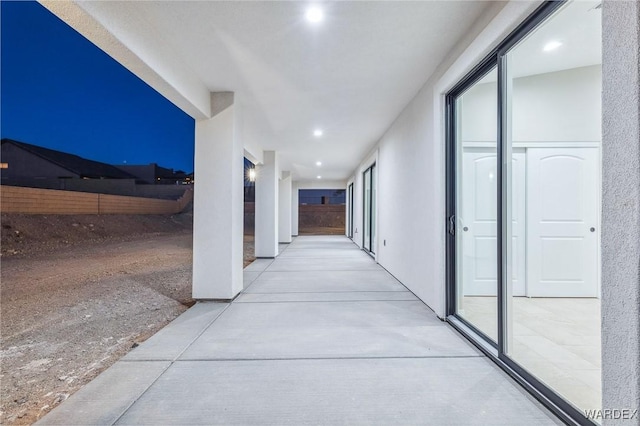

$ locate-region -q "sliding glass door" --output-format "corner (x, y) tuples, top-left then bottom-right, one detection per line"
(501, 0), (602, 416)
(447, 1), (601, 424)
(451, 65), (499, 343)
(363, 164), (376, 253)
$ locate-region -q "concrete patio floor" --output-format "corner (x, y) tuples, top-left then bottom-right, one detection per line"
(38, 236), (561, 425)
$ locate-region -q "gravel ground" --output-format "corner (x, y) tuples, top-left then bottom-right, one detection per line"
(0, 213), (255, 425)
(1, 233), (194, 425)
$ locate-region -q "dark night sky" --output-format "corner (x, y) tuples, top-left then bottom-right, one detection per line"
(1, 1), (195, 173)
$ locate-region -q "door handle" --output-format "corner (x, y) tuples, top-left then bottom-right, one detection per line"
(448, 215), (455, 236)
(590, 227), (595, 232)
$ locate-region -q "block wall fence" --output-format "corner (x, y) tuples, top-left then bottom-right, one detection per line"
(298, 204), (346, 228)
(0, 185), (193, 215)
(243, 202), (345, 231)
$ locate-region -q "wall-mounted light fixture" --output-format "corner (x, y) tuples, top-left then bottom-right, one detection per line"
(248, 168), (256, 182)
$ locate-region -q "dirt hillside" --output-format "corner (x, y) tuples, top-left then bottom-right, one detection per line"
(1, 211), (255, 425)
(1, 211), (193, 258)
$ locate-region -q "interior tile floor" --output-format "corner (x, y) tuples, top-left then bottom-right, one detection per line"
(461, 296), (601, 413)
(38, 236), (561, 425)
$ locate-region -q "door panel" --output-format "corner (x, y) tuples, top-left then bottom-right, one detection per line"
(462, 152), (496, 296)
(452, 67), (499, 342)
(526, 148), (598, 297)
(370, 165), (376, 253)
(347, 183), (354, 238)
(462, 149), (526, 296)
(363, 169), (371, 251)
(363, 165), (376, 253)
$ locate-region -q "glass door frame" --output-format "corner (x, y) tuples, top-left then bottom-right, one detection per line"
(445, 1), (597, 425)
(445, 54), (499, 349)
(347, 182), (354, 239)
(362, 163), (376, 254)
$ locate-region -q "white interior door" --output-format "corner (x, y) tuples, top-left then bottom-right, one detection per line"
(462, 148), (526, 296)
(526, 147), (599, 297)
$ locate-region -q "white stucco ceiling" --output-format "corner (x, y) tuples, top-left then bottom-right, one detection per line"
(44, 1), (495, 182)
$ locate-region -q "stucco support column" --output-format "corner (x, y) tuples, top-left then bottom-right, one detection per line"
(255, 151), (279, 257)
(292, 181), (299, 237)
(278, 171), (292, 243)
(192, 92), (243, 300)
(602, 1), (640, 422)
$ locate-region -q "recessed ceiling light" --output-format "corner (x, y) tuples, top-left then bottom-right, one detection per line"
(305, 6), (324, 23)
(313, 129), (323, 137)
(543, 41), (562, 52)
(317, 175), (322, 179)
(316, 161), (322, 166)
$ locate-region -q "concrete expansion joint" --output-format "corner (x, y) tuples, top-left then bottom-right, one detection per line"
(175, 302), (232, 361)
(110, 361), (172, 425)
(179, 355), (484, 362)
(237, 299), (421, 304)
(196, 296), (238, 303)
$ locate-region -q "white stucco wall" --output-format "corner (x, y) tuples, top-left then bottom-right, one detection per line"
(291, 182), (299, 236)
(601, 0), (640, 421)
(375, 93), (441, 308)
(278, 172), (292, 243)
(255, 151), (279, 257)
(193, 103), (244, 299)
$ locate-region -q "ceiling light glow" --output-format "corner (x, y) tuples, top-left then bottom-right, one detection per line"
(317, 175), (322, 179)
(543, 41), (562, 52)
(313, 129), (323, 137)
(316, 161), (322, 166)
(305, 6), (324, 23)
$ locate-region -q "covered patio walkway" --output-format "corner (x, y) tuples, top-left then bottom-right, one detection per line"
(38, 236), (560, 425)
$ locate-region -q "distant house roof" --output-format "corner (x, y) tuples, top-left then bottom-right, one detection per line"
(1, 138), (136, 179)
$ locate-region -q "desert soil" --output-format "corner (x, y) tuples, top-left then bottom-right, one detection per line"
(1, 212), (255, 425)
